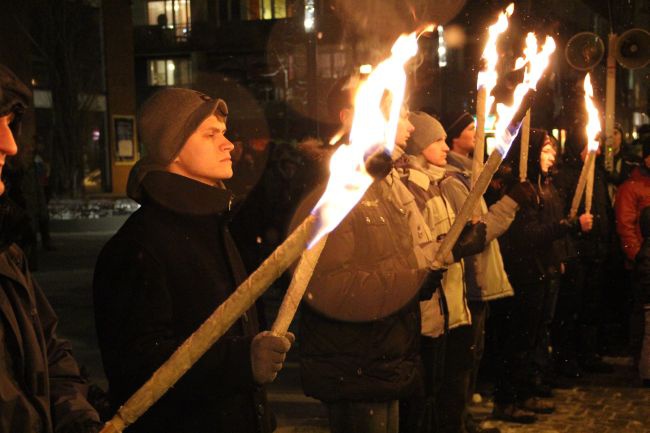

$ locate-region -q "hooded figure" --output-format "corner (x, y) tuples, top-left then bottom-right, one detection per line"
(490, 128), (595, 421)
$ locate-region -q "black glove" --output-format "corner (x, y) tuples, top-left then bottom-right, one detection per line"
(506, 181), (537, 208)
(419, 269), (445, 300)
(365, 150), (393, 179)
(451, 222), (487, 261)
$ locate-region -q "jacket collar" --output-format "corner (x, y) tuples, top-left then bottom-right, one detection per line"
(0, 197), (30, 253)
(141, 171), (235, 217)
(446, 151), (472, 176)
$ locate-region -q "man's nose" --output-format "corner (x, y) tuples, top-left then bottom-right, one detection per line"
(0, 124), (18, 157)
(222, 137), (235, 151)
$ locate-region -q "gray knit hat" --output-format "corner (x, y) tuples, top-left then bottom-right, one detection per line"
(406, 111), (447, 155)
(127, 88), (228, 200)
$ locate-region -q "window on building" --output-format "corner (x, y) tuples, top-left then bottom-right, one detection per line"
(317, 49), (348, 79)
(147, 0), (192, 40)
(235, 0), (293, 21)
(147, 58), (192, 86)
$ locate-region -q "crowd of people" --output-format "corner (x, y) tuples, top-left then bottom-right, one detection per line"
(1, 61), (649, 433)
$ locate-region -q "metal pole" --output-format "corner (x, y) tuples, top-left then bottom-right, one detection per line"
(604, 33), (616, 172)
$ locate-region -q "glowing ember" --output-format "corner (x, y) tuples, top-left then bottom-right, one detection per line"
(310, 32), (421, 247)
(493, 33), (556, 156)
(477, 3), (514, 121)
(583, 73), (601, 153)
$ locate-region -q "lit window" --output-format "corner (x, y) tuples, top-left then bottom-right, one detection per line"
(147, 0), (192, 39)
(147, 58), (192, 86)
(242, 0), (291, 21)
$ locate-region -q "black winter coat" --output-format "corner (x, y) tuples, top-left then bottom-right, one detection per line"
(0, 198), (99, 433)
(500, 129), (574, 286)
(93, 172), (273, 433)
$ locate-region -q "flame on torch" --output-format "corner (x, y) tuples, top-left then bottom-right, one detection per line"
(583, 73), (601, 153)
(493, 33), (556, 157)
(309, 32), (420, 247)
(477, 3), (514, 117)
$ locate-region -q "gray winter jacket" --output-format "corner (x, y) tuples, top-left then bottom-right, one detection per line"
(441, 152), (516, 301)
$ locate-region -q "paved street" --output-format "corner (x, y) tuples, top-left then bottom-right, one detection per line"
(33, 226), (650, 433)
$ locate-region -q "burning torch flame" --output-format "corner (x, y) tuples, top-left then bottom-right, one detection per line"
(309, 32), (421, 247)
(583, 73), (601, 153)
(493, 33), (556, 157)
(477, 3), (514, 119)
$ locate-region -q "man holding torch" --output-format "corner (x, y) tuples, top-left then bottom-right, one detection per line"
(399, 111), (532, 433)
(93, 88), (294, 433)
(554, 131), (612, 375)
(438, 110), (533, 433)
(294, 79), (459, 433)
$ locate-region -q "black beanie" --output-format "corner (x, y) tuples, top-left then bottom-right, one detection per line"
(127, 88), (228, 201)
(0, 64), (31, 134)
(442, 111), (474, 145)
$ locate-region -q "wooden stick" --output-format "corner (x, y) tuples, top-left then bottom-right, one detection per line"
(100, 215), (318, 433)
(434, 150), (503, 268)
(569, 150), (596, 220)
(270, 234), (328, 336)
(472, 87), (487, 188)
(519, 109), (531, 182)
(585, 152), (596, 214)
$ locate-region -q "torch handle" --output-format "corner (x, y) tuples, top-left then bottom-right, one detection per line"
(585, 153), (596, 214)
(569, 151), (596, 220)
(519, 109), (531, 182)
(434, 151), (503, 267)
(100, 215), (318, 433)
(271, 234), (328, 336)
(472, 87), (487, 188)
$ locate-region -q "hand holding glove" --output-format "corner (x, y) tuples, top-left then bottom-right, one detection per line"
(251, 331), (295, 384)
(451, 222), (487, 261)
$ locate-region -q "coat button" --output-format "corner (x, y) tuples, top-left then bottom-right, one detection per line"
(365, 217), (371, 224)
(379, 216), (386, 223)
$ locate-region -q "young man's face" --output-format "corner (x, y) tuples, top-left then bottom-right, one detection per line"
(0, 113), (18, 196)
(452, 122), (476, 154)
(422, 138), (450, 167)
(168, 115), (235, 185)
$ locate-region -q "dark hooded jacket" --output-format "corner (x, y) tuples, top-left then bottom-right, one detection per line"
(499, 129), (576, 285)
(554, 132), (612, 261)
(0, 198), (100, 433)
(93, 171), (273, 433)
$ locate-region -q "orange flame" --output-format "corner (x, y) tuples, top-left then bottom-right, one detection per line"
(477, 3), (514, 120)
(309, 32), (421, 247)
(583, 73), (601, 153)
(493, 33), (556, 156)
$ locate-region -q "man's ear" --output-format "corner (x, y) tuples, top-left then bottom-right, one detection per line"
(339, 108), (353, 128)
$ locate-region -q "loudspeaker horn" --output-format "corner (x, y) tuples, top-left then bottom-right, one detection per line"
(615, 28), (650, 69)
(565, 32), (605, 70)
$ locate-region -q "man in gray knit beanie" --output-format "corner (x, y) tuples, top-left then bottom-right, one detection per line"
(127, 87), (230, 200)
(94, 87), (293, 433)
